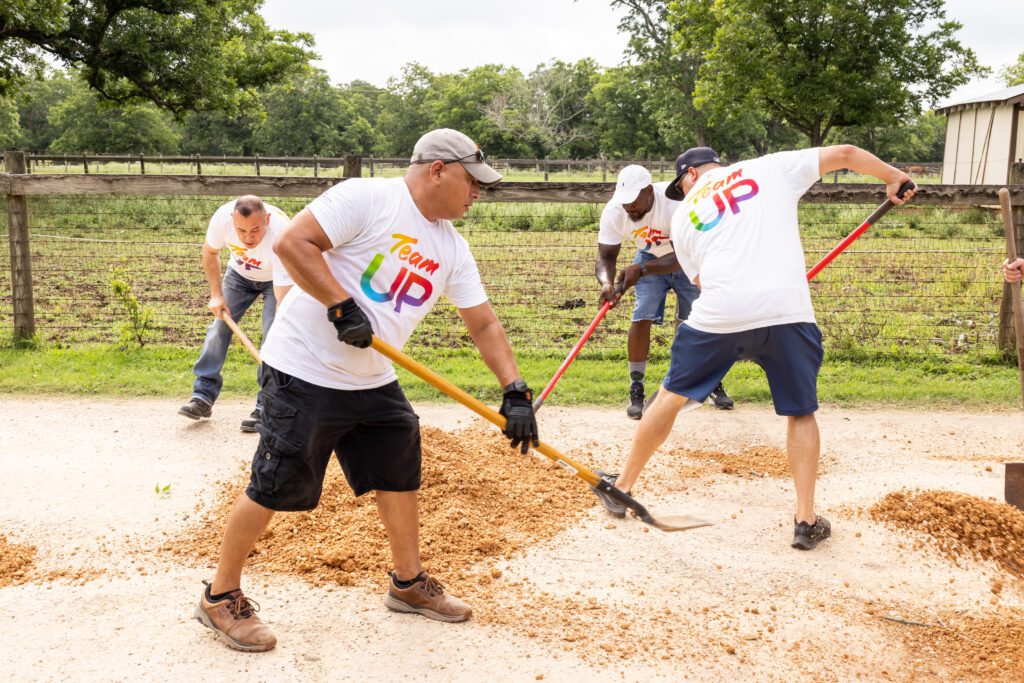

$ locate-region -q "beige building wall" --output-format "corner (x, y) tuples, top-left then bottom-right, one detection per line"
(941, 104), (1016, 185)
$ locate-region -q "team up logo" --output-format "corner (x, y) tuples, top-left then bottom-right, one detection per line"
(688, 168), (760, 232)
(631, 226), (667, 253)
(360, 233), (440, 312)
(227, 243), (263, 271)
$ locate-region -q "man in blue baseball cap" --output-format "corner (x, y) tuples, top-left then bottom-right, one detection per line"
(592, 143), (915, 551)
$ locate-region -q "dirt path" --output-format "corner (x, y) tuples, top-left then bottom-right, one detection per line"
(1, 397), (1022, 681)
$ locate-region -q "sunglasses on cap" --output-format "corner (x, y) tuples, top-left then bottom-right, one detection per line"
(413, 149), (487, 165)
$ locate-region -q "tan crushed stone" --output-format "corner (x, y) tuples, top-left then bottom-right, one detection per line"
(868, 489), (1024, 578)
(0, 535), (36, 587)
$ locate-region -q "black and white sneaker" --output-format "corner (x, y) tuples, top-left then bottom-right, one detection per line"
(709, 382), (734, 410)
(589, 470), (628, 518)
(178, 398), (212, 420)
(791, 515), (831, 550)
(240, 408), (261, 433)
(626, 382), (645, 420)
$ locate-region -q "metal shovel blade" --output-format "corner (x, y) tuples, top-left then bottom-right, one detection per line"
(600, 479), (713, 533)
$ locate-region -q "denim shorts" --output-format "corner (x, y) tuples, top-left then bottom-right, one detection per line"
(662, 322), (824, 416)
(631, 251), (700, 324)
(246, 365), (421, 511)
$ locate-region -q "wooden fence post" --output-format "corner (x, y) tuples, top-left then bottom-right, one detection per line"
(255, 154), (261, 176)
(195, 154), (202, 176)
(999, 163), (1024, 351)
(83, 154), (89, 174)
(4, 151), (36, 342)
(343, 154), (362, 178)
(544, 156), (549, 182)
(139, 154), (146, 175)
(314, 154), (320, 178)
(369, 155), (375, 178)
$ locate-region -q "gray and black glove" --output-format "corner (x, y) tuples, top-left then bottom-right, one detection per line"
(499, 379), (539, 455)
(327, 298), (373, 348)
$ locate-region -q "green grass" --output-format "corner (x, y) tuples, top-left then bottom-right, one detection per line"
(0, 344), (1018, 409)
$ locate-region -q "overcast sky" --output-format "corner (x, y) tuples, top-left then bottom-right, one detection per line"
(260, 0), (1023, 105)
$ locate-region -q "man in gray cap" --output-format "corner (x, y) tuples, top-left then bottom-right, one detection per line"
(195, 128), (539, 651)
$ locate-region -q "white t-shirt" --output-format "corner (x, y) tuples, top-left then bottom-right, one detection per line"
(670, 148), (821, 333)
(598, 181), (679, 258)
(205, 200), (292, 285)
(261, 177), (489, 391)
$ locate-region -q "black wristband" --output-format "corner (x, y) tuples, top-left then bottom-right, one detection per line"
(327, 299), (356, 323)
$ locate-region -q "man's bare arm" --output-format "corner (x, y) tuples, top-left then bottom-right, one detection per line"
(273, 208), (348, 306)
(202, 244), (229, 318)
(458, 301), (520, 387)
(819, 145), (915, 205)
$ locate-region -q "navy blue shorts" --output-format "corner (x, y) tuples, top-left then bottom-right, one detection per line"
(246, 365), (421, 511)
(662, 322), (824, 416)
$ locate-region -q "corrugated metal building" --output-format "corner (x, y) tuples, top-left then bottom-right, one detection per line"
(936, 84), (1024, 184)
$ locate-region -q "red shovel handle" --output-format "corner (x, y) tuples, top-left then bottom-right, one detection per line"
(534, 300), (613, 411)
(806, 180), (915, 280)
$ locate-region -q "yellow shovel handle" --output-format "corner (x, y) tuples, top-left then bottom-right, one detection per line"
(369, 336), (600, 487)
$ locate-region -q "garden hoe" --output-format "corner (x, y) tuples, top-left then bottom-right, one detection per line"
(371, 336), (711, 532)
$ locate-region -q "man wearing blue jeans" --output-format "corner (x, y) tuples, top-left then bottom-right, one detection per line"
(597, 165), (732, 419)
(178, 196), (292, 431)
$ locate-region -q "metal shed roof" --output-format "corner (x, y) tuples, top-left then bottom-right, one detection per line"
(935, 83), (1024, 114)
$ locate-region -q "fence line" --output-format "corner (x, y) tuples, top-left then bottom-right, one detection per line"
(3, 152), (1022, 358)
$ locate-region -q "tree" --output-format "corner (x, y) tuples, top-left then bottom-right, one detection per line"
(677, 0), (986, 146)
(48, 87), (181, 153)
(375, 63), (437, 156)
(0, 96), (19, 149)
(1002, 53), (1024, 87)
(484, 60), (598, 158)
(253, 69), (377, 156)
(832, 111), (946, 162)
(12, 70), (80, 151)
(0, 1), (314, 113)
(423, 65), (527, 157)
(587, 65), (670, 158)
(180, 110), (262, 155)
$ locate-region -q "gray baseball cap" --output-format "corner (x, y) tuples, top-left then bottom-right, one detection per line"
(410, 128), (503, 186)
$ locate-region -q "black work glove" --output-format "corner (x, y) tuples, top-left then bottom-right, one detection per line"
(499, 380), (539, 455)
(327, 298), (373, 349)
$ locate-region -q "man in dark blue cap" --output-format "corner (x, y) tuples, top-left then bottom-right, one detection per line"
(591, 144), (915, 551)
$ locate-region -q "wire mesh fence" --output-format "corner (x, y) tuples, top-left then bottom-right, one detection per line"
(0, 191), (1007, 357)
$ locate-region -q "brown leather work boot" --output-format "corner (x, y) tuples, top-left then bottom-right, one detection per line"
(194, 581), (277, 652)
(384, 571), (472, 623)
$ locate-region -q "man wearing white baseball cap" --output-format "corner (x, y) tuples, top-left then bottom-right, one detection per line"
(194, 128), (539, 651)
(596, 163), (732, 419)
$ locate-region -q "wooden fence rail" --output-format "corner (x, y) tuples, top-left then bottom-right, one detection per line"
(2, 149), (1019, 348)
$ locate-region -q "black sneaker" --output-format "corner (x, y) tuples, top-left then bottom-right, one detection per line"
(240, 408), (261, 433)
(626, 382), (645, 420)
(709, 383), (734, 410)
(589, 470), (627, 518)
(178, 398), (212, 420)
(791, 515), (831, 550)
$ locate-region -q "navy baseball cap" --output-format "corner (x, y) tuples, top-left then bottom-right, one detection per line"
(665, 147), (722, 200)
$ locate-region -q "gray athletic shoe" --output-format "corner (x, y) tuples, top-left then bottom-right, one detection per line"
(626, 382), (644, 420)
(178, 398), (212, 420)
(791, 515), (831, 550)
(709, 383), (734, 410)
(589, 470), (627, 518)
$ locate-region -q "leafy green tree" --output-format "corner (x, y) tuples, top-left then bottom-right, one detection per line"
(0, 95), (20, 149)
(180, 110), (262, 155)
(0, 0), (313, 113)
(676, 0), (986, 146)
(484, 60), (598, 158)
(12, 70), (80, 151)
(375, 63), (437, 156)
(833, 112), (947, 162)
(47, 88), (181, 153)
(587, 65), (670, 158)
(424, 65), (527, 157)
(1002, 53), (1024, 87)
(254, 69), (377, 156)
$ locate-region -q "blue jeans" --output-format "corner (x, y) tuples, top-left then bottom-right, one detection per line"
(192, 268), (276, 408)
(631, 250), (700, 323)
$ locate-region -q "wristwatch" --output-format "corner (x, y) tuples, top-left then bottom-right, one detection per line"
(503, 379), (531, 397)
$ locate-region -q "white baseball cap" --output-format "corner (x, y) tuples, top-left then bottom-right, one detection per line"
(611, 165), (653, 204)
(410, 128), (503, 186)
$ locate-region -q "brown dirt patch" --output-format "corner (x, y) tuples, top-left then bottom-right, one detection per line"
(881, 608), (1024, 681)
(666, 445), (794, 479)
(163, 426), (596, 590)
(868, 489), (1024, 578)
(0, 535), (36, 587)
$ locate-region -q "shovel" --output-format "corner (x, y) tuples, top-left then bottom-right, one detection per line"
(370, 335), (711, 532)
